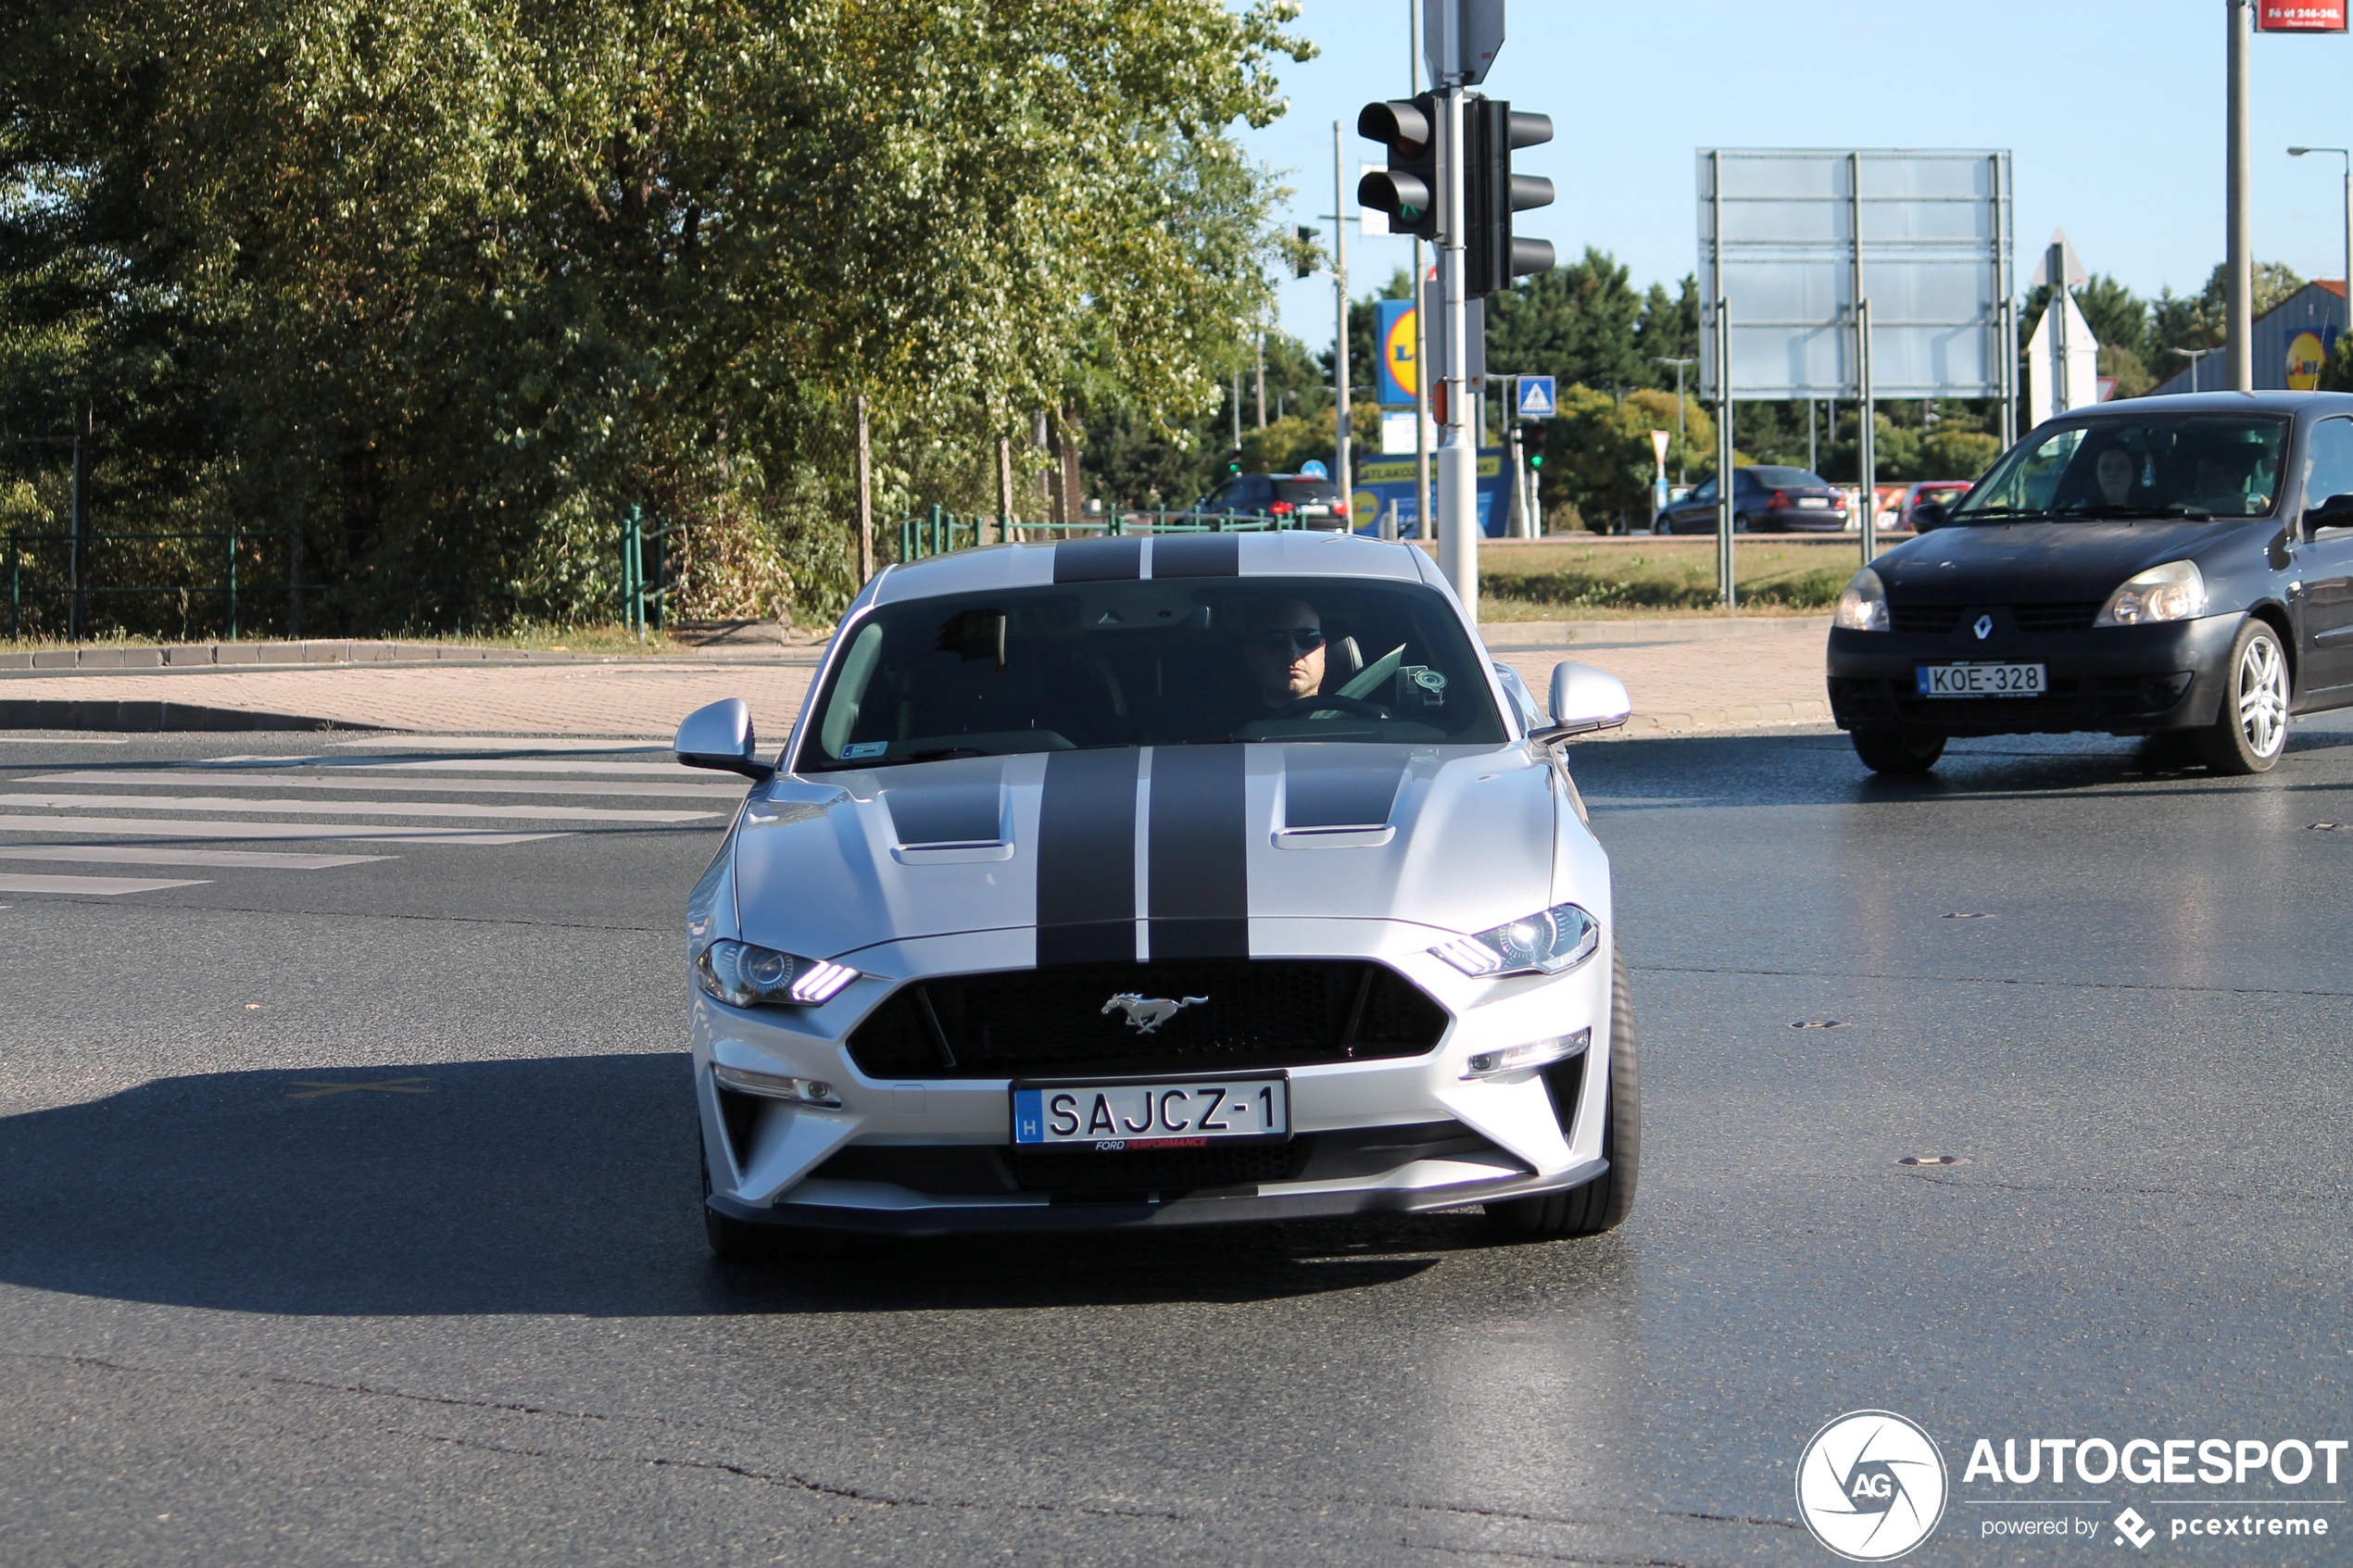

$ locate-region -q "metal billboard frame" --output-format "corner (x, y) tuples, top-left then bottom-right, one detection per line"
(1694, 148), (2016, 586)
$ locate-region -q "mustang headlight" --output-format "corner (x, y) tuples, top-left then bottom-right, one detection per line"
(1432, 902), (1600, 978)
(695, 938), (859, 1008)
(1834, 567), (1889, 632)
(2095, 559), (2207, 626)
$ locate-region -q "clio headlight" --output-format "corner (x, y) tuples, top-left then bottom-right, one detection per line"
(695, 938), (859, 1008)
(1431, 902), (1600, 978)
(1834, 567), (1890, 632)
(2095, 559), (2207, 626)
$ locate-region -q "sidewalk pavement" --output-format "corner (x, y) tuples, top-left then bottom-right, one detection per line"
(0, 616), (1832, 739)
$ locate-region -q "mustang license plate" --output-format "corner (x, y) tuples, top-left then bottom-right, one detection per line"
(1012, 1074), (1289, 1148)
(1916, 661), (2047, 697)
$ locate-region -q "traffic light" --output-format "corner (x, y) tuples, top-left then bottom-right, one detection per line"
(1227, 447), (1244, 476)
(1292, 224), (1317, 279)
(1355, 94), (1439, 242)
(1466, 99), (1554, 296)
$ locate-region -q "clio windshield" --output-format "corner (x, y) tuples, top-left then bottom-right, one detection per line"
(1950, 415), (2290, 522)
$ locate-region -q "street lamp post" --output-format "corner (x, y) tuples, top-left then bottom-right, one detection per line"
(2289, 144), (2353, 336)
(1653, 356), (1695, 484)
(2171, 345), (2221, 392)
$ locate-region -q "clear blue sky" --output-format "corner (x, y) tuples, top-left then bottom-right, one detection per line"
(1241, 0), (2353, 351)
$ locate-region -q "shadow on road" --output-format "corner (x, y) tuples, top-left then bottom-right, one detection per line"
(0, 1056), (1499, 1317)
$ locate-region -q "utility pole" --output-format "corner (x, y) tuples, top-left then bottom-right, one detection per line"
(1255, 332), (1267, 429)
(855, 395), (875, 581)
(1411, 0), (1431, 542)
(2226, 0), (2254, 391)
(1332, 119), (1354, 502)
(1433, 10), (1477, 619)
(1653, 357), (1693, 484)
(2288, 145), (2353, 335)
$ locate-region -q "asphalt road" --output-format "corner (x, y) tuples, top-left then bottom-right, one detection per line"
(1, 722), (2347, 1566)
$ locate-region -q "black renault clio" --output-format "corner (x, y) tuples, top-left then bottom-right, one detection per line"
(1828, 391), (2353, 775)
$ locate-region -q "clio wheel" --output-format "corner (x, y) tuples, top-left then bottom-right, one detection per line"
(2198, 617), (2289, 775)
(1850, 727), (1946, 774)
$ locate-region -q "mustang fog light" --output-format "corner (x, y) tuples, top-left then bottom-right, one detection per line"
(1431, 902), (1600, 978)
(2095, 559), (2207, 626)
(1464, 1028), (1590, 1079)
(711, 1063), (842, 1107)
(696, 939), (860, 1008)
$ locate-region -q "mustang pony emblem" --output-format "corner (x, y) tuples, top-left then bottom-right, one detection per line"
(1101, 993), (1208, 1034)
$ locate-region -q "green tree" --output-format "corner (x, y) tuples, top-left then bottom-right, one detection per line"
(0, 0), (1313, 633)
(1546, 384), (1712, 532)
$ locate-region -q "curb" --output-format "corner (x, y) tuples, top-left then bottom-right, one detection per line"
(1613, 699), (1835, 735)
(0, 699), (384, 733)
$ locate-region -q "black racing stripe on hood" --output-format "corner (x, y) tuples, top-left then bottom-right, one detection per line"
(1052, 536), (1143, 583)
(1151, 533), (1239, 578)
(1147, 744), (1249, 959)
(1281, 749), (1405, 830)
(1036, 747), (1139, 965)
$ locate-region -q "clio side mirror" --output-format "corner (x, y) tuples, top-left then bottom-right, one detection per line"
(1912, 501), (1949, 533)
(674, 697), (776, 781)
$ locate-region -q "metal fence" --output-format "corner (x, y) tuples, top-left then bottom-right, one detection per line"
(894, 506), (1314, 564)
(6, 528), (260, 642)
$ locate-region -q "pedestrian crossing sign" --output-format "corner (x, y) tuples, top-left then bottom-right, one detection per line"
(1516, 375), (1556, 420)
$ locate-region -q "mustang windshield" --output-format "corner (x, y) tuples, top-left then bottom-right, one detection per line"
(1950, 414), (2290, 523)
(798, 576), (1508, 771)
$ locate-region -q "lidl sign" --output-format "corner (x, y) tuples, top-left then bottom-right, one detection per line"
(1376, 299), (1417, 408)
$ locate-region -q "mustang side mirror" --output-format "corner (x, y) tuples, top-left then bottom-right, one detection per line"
(675, 697), (776, 781)
(1530, 660), (1632, 744)
(2306, 493), (2353, 535)
(1912, 501), (1949, 533)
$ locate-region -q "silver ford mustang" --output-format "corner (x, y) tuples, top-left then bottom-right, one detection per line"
(673, 531), (1640, 1252)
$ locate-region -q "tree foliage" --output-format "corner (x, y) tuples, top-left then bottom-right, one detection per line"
(0, 0), (1309, 631)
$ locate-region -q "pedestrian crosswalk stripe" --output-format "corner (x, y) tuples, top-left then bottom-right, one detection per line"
(0, 792), (719, 824)
(203, 755), (702, 779)
(0, 872), (208, 895)
(330, 736), (669, 752)
(28, 770), (744, 803)
(0, 814), (563, 845)
(0, 844), (386, 871)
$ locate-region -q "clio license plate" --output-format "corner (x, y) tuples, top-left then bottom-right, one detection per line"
(1012, 1074), (1289, 1148)
(1916, 662), (2047, 697)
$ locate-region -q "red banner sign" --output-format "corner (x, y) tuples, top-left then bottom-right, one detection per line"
(2259, 1), (2347, 31)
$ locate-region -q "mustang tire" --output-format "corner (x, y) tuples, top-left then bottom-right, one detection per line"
(1486, 946), (1641, 1239)
(1851, 726), (1946, 774)
(2198, 616), (2290, 776)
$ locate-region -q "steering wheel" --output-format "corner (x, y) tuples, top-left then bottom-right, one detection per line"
(1270, 693), (1392, 721)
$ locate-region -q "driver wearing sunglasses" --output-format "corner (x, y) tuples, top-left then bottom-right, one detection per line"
(1244, 597), (1327, 708)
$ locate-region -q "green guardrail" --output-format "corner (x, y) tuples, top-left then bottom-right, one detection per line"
(894, 504), (1315, 563)
(621, 506), (697, 635)
(7, 528), (250, 641)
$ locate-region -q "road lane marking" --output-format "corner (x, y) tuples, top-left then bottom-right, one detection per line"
(26, 770), (745, 802)
(331, 737), (670, 752)
(283, 1076), (434, 1098)
(0, 845), (389, 870)
(0, 815), (566, 845)
(0, 792), (719, 823)
(0, 872), (208, 895)
(206, 756), (708, 777)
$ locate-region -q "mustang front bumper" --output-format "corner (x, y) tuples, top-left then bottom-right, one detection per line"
(693, 927), (1617, 1236)
(1826, 612), (2245, 737)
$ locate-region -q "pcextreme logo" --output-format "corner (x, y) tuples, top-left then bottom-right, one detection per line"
(1796, 1411), (1950, 1562)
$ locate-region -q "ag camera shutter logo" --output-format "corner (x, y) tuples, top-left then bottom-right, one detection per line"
(1796, 1411), (1949, 1561)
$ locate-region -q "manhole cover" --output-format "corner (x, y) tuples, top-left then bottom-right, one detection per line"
(1896, 1154), (1969, 1167)
(1941, 911), (1992, 920)
(1790, 1021), (1845, 1030)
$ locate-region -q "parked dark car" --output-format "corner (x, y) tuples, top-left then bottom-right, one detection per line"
(1193, 471), (1351, 528)
(1826, 392), (2353, 776)
(1655, 467), (1849, 533)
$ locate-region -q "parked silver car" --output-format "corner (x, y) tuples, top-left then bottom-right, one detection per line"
(674, 531), (1638, 1249)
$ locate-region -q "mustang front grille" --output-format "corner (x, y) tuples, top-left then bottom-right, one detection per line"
(846, 959), (1449, 1079)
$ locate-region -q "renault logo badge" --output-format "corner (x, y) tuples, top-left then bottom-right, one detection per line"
(1972, 614), (1994, 641)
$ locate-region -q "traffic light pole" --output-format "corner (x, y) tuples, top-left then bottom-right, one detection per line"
(1332, 121), (1353, 509)
(1437, 82), (1478, 620)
